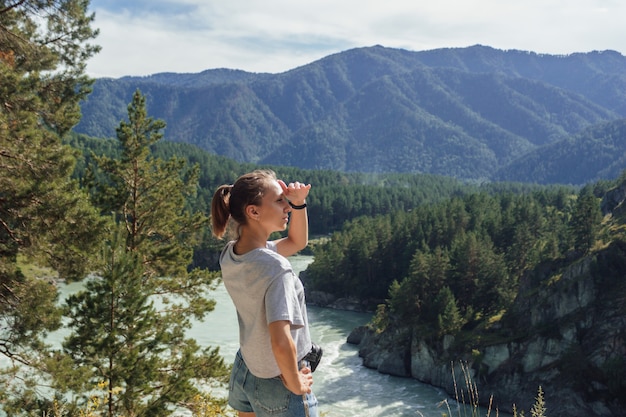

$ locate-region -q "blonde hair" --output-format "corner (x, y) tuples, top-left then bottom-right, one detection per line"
(211, 169), (277, 239)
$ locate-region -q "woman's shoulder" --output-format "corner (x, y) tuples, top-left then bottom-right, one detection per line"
(258, 243), (289, 265)
(248, 243), (291, 272)
(221, 240), (290, 271)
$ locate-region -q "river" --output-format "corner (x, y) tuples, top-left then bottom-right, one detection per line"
(51, 255), (495, 417)
(185, 255), (482, 417)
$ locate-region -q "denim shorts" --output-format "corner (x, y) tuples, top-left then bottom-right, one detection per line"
(228, 350), (319, 417)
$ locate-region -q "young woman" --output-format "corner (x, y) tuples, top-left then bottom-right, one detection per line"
(211, 169), (319, 417)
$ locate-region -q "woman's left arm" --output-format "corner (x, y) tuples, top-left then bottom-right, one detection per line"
(276, 180), (310, 257)
(269, 320), (313, 395)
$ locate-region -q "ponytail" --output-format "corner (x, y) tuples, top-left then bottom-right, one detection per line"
(211, 184), (232, 239)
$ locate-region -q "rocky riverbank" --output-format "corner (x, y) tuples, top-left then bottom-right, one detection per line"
(303, 182), (626, 417)
(345, 241), (625, 417)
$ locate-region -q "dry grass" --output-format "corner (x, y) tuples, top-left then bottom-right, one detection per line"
(435, 361), (546, 417)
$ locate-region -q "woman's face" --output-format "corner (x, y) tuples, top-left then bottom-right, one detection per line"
(254, 180), (291, 234)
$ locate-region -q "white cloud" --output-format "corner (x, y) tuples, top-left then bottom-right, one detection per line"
(86, 0), (626, 78)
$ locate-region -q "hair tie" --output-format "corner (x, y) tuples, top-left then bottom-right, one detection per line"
(222, 184), (233, 197)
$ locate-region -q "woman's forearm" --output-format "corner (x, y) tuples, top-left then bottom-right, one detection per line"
(269, 320), (312, 395)
(287, 203), (308, 250)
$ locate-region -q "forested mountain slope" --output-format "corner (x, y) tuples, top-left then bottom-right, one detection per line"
(495, 118), (626, 184)
(75, 45), (626, 183)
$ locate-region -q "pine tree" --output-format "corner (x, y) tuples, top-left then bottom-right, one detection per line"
(0, 0), (105, 411)
(57, 90), (229, 416)
(435, 286), (465, 336)
(570, 185), (602, 255)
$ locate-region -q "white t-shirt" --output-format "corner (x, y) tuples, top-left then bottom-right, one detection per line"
(220, 240), (312, 378)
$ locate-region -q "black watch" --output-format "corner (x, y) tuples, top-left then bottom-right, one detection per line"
(289, 201), (307, 210)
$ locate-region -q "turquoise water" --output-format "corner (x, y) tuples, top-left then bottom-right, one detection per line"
(188, 255), (467, 417)
(34, 255), (500, 416)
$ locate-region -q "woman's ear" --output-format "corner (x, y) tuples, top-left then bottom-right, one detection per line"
(245, 205), (260, 220)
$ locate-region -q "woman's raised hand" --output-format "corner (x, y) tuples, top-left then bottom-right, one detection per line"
(278, 180), (311, 205)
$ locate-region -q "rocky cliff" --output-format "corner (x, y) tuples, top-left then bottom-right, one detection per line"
(348, 240), (626, 417)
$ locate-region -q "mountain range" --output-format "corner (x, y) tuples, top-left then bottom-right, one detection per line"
(75, 45), (626, 184)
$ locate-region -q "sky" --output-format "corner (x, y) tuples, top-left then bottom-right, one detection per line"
(86, 0), (626, 79)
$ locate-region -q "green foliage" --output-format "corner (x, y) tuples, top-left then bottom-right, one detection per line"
(1, 0), (105, 278)
(54, 91), (229, 416)
(1, 0), (100, 136)
(0, 0), (105, 411)
(435, 287), (465, 336)
(307, 187), (581, 332)
(498, 119), (626, 185)
(370, 304), (390, 334)
(570, 185), (603, 254)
